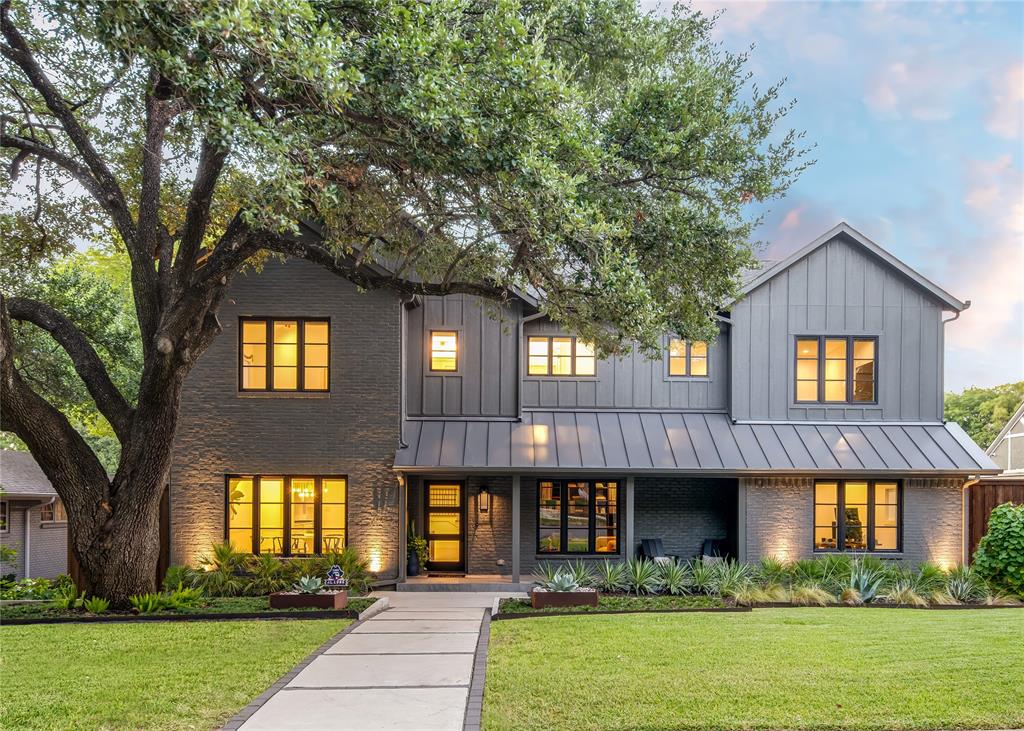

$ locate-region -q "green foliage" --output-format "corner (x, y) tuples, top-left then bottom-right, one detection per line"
(973, 502), (1024, 597)
(532, 562), (561, 586)
(0, 576), (54, 600)
(657, 560), (691, 596)
(593, 560), (628, 593)
(293, 575), (324, 595)
(408, 530), (429, 568)
(790, 584), (833, 606)
(164, 585), (203, 609)
(711, 560), (753, 599)
(561, 560), (596, 588)
(624, 557), (662, 596)
(688, 559), (719, 594)
(83, 596), (110, 613)
(53, 584), (83, 610)
(540, 571), (582, 593)
(0, 543), (17, 564)
(944, 565), (986, 604)
(161, 565), (190, 592)
(129, 592), (165, 613)
(944, 382), (1024, 448)
(846, 558), (885, 604)
(884, 582), (928, 608)
(246, 554), (289, 596)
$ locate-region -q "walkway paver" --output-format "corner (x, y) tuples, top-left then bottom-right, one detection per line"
(235, 591), (521, 731)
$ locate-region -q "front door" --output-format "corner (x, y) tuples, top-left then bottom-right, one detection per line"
(424, 482), (465, 573)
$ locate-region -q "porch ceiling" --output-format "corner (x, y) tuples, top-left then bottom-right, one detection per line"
(395, 412), (997, 476)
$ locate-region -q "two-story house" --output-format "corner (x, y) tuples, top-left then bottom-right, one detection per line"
(168, 222), (998, 586)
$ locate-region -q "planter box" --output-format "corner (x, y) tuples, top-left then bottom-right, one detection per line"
(270, 590), (348, 610)
(531, 590), (599, 609)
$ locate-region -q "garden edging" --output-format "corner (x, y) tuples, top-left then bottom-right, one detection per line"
(0, 607), (367, 626)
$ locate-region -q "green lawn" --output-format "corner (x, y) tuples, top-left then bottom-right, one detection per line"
(485, 608), (1024, 730)
(1, 619), (348, 730)
(0, 595), (374, 620)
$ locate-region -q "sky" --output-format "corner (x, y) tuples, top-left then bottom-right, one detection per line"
(658, 0), (1024, 392)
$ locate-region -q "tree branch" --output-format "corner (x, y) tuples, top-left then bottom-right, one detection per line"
(0, 295), (110, 512)
(0, 0), (137, 249)
(5, 295), (134, 442)
(173, 137), (229, 290)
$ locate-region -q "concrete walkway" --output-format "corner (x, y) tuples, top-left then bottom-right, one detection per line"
(234, 591), (519, 731)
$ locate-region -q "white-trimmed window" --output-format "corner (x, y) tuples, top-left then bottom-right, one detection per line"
(40, 498), (66, 523)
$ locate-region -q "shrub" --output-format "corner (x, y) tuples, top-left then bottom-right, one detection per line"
(791, 584), (833, 606)
(293, 575), (324, 594)
(533, 561), (560, 585)
(53, 584), (82, 610)
(945, 565), (986, 604)
(593, 561), (628, 593)
(162, 565), (190, 592)
(129, 593), (165, 613)
(165, 585), (203, 609)
(246, 554), (289, 596)
(0, 577), (54, 600)
(562, 560), (595, 588)
(658, 560), (691, 596)
(846, 558), (885, 603)
(755, 556), (790, 587)
(713, 560), (753, 598)
(83, 596), (110, 614)
(688, 559), (718, 594)
(625, 557), (662, 595)
(884, 581), (928, 607)
(973, 503), (1024, 597)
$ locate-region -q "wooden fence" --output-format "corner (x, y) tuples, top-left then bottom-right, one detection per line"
(967, 479), (1024, 562)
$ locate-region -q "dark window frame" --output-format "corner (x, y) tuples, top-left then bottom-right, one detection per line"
(666, 338), (710, 379)
(536, 478), (619, 556)
(224, 474), (348, 556)
(794, 335), (878, 405)
(0, 500), (7, 533)
(428, 329), (460, 373)
(813, 479), (902, 553)
(237, 317), (331, 393)
(526, 336), (596, 378)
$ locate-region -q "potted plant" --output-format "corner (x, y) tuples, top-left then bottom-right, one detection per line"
(270, 575), (349, 610)
(531, 569), (599, 609)
(408, 531), (429, 577)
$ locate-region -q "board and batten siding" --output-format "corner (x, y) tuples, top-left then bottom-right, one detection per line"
(730, 235), (945, 422)
(520, 318), (729, 411)
(406, 294), (520, 417)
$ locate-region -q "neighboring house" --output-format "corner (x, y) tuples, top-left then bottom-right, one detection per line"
(0, 450), (69, 580)
(169, 222), (998, 585)
(965, 400), (1024, 559)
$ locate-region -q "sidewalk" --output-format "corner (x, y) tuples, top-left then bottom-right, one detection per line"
(231, 591), (519, 731)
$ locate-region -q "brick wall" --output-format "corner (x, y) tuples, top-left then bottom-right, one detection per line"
(634, 477), (736, 560)
(465, 476), (512, 575)
(169, 258), (403, 579)
(742, 476), (965, 566)
(0, 502), (67, 579)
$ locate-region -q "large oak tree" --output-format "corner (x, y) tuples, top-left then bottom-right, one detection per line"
(1, 0), (807, 602)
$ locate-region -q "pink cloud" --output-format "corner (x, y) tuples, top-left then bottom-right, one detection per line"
(986, 63), (1024, 139)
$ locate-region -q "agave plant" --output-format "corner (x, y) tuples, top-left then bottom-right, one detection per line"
(945, 565), (985, 604)
(562, 560), (596, 588)
(688, 559), (718, 595)
(846, 558), (885, 604)
(541, 571), (581, 593)
(658, 560), (691, 596)
(593, 561), (628, 593)
(625, 557), (662, 596)
(294, 575), (325, 594)
(532, 561), (561, 586)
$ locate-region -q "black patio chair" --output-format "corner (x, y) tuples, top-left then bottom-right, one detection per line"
(638, 538), (679, 563)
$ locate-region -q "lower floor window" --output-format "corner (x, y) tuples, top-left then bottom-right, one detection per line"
(40, 498), (66, 523)
(538, 479), (618, 554)
(227, 475), (347, 556)
(814, 479), (900, 552)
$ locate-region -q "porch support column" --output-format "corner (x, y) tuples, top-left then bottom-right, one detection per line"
(736, 479), (747, 563)
(397, 473), (408, 582)
(624, 476), (635, 559)
(511, 474), (521, 584)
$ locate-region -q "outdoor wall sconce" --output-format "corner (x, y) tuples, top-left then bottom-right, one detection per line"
(478, 485), (490, 513)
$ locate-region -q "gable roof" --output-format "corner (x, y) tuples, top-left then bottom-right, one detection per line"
(737, 222), (969, 312)
(0, 450), (56, 498)
(987, 399), (1024, 454)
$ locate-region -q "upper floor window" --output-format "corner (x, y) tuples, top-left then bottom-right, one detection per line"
(667, 339), (708, 377)
(795, 336), (876, 404)
(430, 331), (458, 371)
(527, 336), (595, 376)
(41, 498), (66, 523)
(814, 480), (900, 552)
(239, 318), (329, 392)
(227, 475), (347, 556)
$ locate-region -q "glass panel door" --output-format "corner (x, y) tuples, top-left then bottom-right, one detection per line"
(425, 483), (464, 572)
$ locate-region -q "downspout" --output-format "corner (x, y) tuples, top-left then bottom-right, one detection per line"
(940, 302), (969, 423)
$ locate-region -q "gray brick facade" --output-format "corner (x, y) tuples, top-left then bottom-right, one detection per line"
(634, 477), (736, 560)
(0, 501), (67, 579)
(169, 258), (403, 579)
(741, 476), (965, 566)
